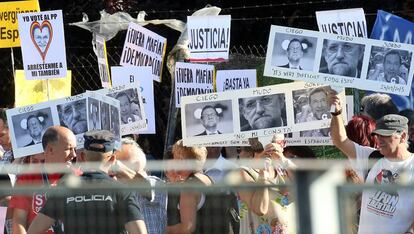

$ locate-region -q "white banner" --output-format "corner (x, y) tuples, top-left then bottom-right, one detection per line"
(18, 10), (67, 79)
(264, 25), (414, 96)
(316, 8), (367, 38)
(181, 81), (346, 146)
(111, 66), (155, 134)
(216, 69), (257, 92)
(187, 15), (231, 62)
(6, 92), (120, 158)
(175, 62), (215, 107)
(120, 22), (167, 82)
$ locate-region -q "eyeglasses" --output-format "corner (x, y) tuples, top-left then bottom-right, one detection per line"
(244, 96), (274, 111)
(326, 43), (357, 55)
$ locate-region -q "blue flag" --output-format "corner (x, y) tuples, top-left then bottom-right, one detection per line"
(370, 10), (414, 110)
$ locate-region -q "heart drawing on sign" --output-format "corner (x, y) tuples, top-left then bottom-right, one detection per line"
(30, 20), (53, 62)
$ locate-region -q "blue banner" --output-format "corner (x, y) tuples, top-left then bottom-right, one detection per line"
(370, 10), (414, 110)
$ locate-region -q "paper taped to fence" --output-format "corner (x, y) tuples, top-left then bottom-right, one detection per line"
(96, 35), (111, 88)
(175, 62), (215, 107)
(6, 92), (120, 158)
(216, 69), (257, 92)
(120, 22), (167, 82)
(111, 66), (155, 134)
(94, 82), (147, 135)
(316, 8), (367, 38)
(264, 25), (414, 96)
(18, 10), (67, 80)
(187, 15), (231, 62)
(181, 81), (346, 146)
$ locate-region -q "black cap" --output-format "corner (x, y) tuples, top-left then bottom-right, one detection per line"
(83, 130), (116, 153)
(372, 114), (408, 136)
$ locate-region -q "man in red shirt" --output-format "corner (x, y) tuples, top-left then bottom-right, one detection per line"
(9, 126), (77, 234)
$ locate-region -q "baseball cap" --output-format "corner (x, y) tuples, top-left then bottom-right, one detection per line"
(84, 130), (116, 153)
(371, 114), (408, 136)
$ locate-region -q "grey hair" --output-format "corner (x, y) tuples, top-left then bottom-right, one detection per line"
(360, 93), (398, 121)
(120, 137), (146, 170)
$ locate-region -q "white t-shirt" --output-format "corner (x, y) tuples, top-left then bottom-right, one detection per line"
(353, 143), (414, 234)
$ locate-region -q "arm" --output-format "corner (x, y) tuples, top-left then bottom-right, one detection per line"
(125, 220), (148, 234)
(27, 213), (55, 234)
(238, 169), (269, 216)
(12, 208), (28, 234)
(329, 90), (356, 159)
(166, 192), (199, 234)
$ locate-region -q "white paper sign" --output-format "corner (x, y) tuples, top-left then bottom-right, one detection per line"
(96, 35), (111, 88)
(316, 8), (367, 38)
(346, 95), (354, 122)
(0, 207), (6, 234)
(175, 62), (215, 107)
(18, 10), (67, 80)
(187, 15), (231, 62)
(111, 66), (155, 134)
(120, 22), (167, 82)
(216, 69), (257, 92)
(181, 82), (346, 146)
(6, 92), (120, 158)
(264, 25), (414, 96)
(94, 83), (147, 136)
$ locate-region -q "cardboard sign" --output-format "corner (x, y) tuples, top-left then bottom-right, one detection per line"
(0, 0), (40, 48)
(216, 69), (257, 92)
(6, 92), (120, 158)
(120, 22), (167, 82)
(264, 25), (414, 96)
(96, 35), (111, 88)
(370, 10), (414, 110)
(187, 15), (231, 62)
(111, 66), (155, 134)
(18, 10), (67, 80)
(316, 8), (367, 38)
(181, 81), (346, 146)
(14, 70), (71, 107)
(175, 62), (215, 107)
(94, 83), (147, 135)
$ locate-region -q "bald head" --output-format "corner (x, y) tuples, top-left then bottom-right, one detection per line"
(116, 138), (146, 174)
(42, 126), (77, 165)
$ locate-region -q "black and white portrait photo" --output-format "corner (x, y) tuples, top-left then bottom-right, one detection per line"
(319, 39), (365, 78)
(271, 33), (318, 71)
(366, 46), (412, 85)
(11, 108), (53, 148)
(100, 102), (110, 130)
(108, 88), (142, 125)
(238, 93), (287, 131)
(88, 98), (101, 130)
(57, 99), (88, 135)
(110, 105), (120, 138)
(184, 100), (234, 137)
(293, 87), (331, 124)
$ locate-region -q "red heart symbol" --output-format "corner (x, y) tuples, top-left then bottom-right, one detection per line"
(30, 20), (53, 62)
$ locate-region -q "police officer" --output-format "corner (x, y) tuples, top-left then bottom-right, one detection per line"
(27, 130), (148, 234)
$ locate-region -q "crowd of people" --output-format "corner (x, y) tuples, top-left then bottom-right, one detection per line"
(0, 88), (414, 234)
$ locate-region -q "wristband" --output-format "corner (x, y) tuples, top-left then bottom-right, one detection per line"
(331, 109), (342, 116)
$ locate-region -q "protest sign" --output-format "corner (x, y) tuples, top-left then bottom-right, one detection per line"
(216, 69), (257, 92)
(0, 0), (39, 48)
(111, 66), (155, 134)
(6, 92), (120, 158)
(346, 95), (354, 122)
(96, 35), (111, 88)
(264, 25), (414, 96)
(316, 8), (367, 38)
(370, 10), (414, 110)
(181, 81), (346, 146)
(187, 15), (231, 62)
(175, 62), (214, 107)
(18, 10), (67, 80)
(94, 82), (147, 135)
(120, 22), (167, 82)
(14, 70), (71, 107)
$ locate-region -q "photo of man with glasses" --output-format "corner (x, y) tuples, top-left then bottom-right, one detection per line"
(239, 94), (286, 131)
(320, 39), (365, 78)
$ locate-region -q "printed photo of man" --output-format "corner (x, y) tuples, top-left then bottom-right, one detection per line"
(239, 94), (286, 131)
(57, 99), (88, 135)
(279, 38), (304, 70)
(196, 105), (221, 135)
(320, 39), (365, 78)
(367, 49), (408, 85)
